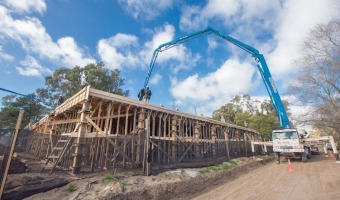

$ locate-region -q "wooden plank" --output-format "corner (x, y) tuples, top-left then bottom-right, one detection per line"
(51, 118), (81, 125)
(106, 138), (133, 163)
(123, 105), (130, 168)
(85, 115), (104, 135)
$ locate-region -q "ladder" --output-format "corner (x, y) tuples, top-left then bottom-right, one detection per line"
(41, 134), (72, 174)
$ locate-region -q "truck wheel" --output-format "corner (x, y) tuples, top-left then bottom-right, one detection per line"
(274, 152), (280, 164)
(302, 152), (307, 162)
(307, 148), (311, 159)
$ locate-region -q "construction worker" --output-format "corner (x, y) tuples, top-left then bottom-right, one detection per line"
(57, 95), (64, 105)
(144, 86), (152, 103)
(138, 88), (145, 101)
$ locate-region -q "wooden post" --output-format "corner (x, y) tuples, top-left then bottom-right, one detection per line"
(211, 125), (217, 158)
(131, 108), (137, 161)
(72, 100), (90, 174)
(0, 110), (24, 199)
(171, 115), (177, 162)
(123, 105), (130, 168)
(224, 128), (230, 161)
(112, 104), (121, 170)
(244, 132), (248, 157)
(145, 117), (150, 175)
(194, 121), (201, 158)
(136, 108), (145, 163)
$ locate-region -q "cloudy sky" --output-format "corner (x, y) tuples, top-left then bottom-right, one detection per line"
(0, 0), (338, 127)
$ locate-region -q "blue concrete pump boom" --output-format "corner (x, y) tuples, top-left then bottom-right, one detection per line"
(143, 27), (290, 129)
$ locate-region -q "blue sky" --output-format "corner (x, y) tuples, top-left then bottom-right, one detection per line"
(0, 0), (338, 126)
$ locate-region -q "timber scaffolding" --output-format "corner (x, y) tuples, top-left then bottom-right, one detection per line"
(27, 86), (264, 175)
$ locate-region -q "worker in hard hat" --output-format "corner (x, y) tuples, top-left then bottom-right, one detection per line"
(138, 88), (145, 101)
(144, 86), (152, 103)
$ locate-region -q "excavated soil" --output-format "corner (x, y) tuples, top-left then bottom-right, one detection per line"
(18, 156), (272, 200)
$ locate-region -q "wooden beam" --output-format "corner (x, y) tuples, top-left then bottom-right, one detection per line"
(51, 118), (81, 125)
(106, 138), (133, 163)
(72, 100), (90, 174)
(85, 115), (104, 135)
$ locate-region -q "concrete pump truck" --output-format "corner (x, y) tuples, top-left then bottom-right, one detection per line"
(141, 27), (339, 163)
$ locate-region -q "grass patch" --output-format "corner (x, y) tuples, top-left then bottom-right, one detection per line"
(66, 183), (77, 193)
(229, 160), (238, 167)
(102, 173), (117, 183)
(199, 168), (210, 174)
(199, 161), (239, 174)
(119, 180), (131, 192)
(119, 180), (129, 188)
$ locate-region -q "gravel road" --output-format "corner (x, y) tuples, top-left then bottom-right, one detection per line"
(193, 155), (340, 200)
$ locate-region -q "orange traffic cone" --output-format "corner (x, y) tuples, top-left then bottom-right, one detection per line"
(288, 158), (294, 172)
(329, 150), (333, 158)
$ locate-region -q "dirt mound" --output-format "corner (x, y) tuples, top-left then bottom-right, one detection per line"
(19, 156), (272, 200)
(105, 157), (273, 200)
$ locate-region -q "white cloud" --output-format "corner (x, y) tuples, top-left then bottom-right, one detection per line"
(118, 0), (175, 20)
(57, 37), (96, 67)
(98, 24), (200, 72)
(267, 0), (337, 78)
(170, 58), (256, 116)
(179, 0), (337, 80)
(149, 73), (162, 85)
(0, 46), (14, 61)
(140, 24), (200, 72)
(16, 55), (52, 77)
(0, 5), (95, 69)
(1, 0), (46, 14)
(207, 37), (218, 50)
(97, 33), (140, 70)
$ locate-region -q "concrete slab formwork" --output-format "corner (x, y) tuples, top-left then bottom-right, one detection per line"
(28, 86), (262, 175)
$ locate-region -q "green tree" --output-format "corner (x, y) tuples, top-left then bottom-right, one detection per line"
(0, 94), (47, 129)
(37, 62), (129, 108)
(212, 95), (286, 140)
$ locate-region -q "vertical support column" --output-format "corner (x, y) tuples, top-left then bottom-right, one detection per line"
(224, 127), (230, 161)
(211, 125), (217, 158)
(136, 108), (145, 163)
(263, 144), (268, 156)
(244, 132), (248, 157)
(145, 117), (150, 175)
(123, 105), (130, 168)
(171, 115), (177, 162)
(131, 108), (137, 161)
(72, 100), (90, 174)
(194, 121), (201, 158)
(251, 142), (255, 158)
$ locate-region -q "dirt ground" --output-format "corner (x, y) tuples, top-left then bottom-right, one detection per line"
(3, 153), (271, 200)
(4, 153), (338, 200)
(194, 155), (340, 200)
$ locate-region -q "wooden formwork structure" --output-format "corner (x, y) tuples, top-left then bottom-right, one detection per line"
(28, 86), (262, 175)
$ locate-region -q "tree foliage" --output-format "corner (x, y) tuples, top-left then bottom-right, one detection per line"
(0, 94), (46, 129)
(289, 19), (340, 135)
(212, 94), (289, 141)
(0, 62), (129, 128)
(37, 62), (129, 108)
